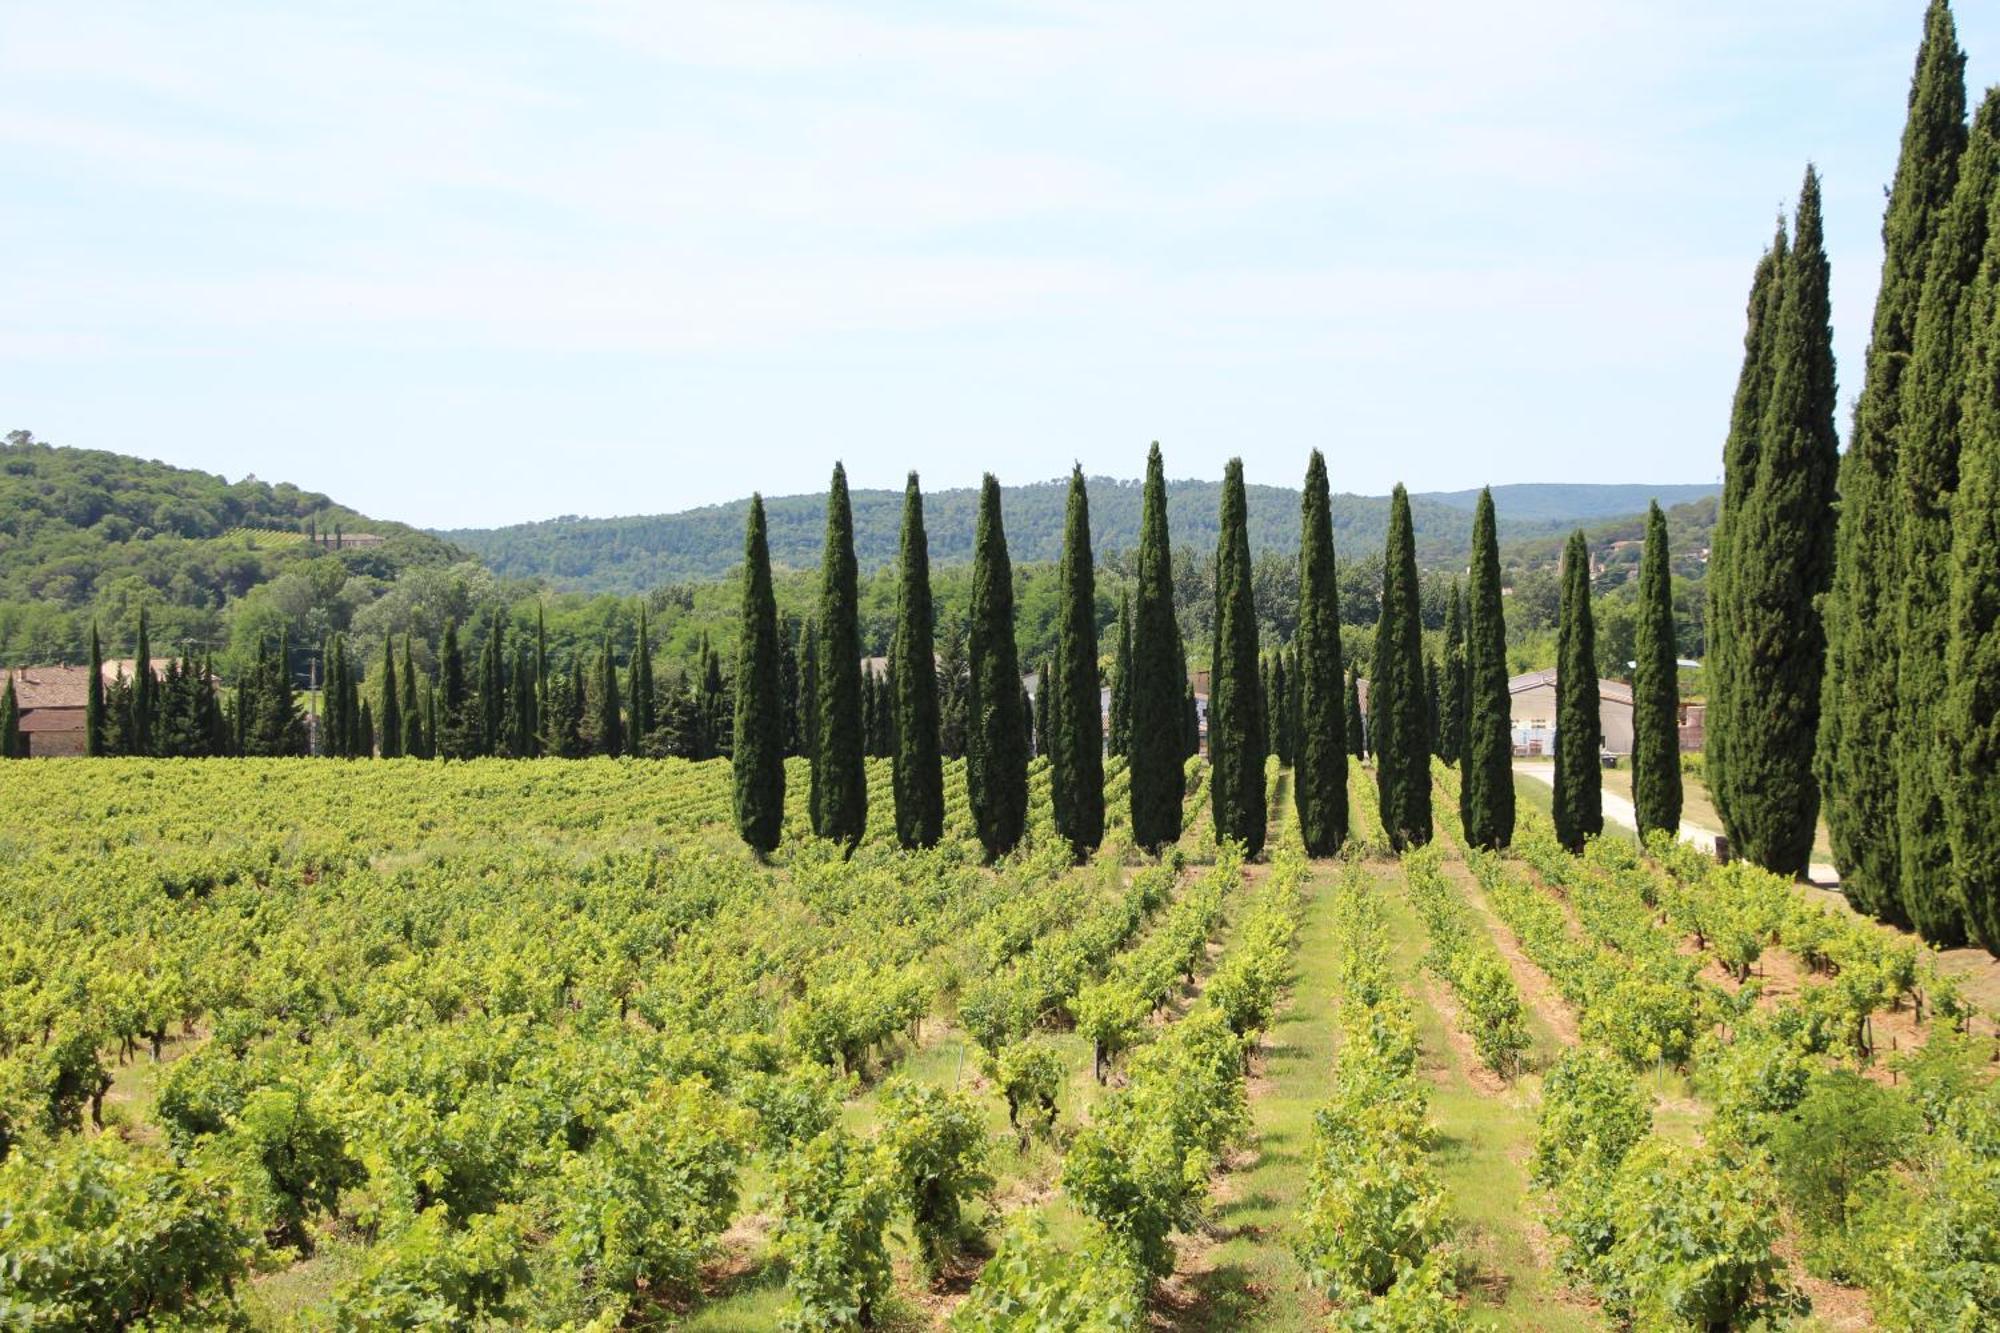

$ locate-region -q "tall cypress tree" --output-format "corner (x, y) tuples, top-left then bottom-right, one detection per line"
(1048, 467), (1106, 857)
(631, 605), (656, 746)
(1946, 109), (2000, 952)
(1346, 670), (1365, 759)
(86, 622), (105, 756)
(1129, 444), (1185, 851)
(401, 638), (423, 759)
(1708, 222), (1789, 852)
(1553, 531), (1603, 852)
(1266, 653), (1291, 765)
(596, 639), (623, 756)
(890, 474), (945, 849)
(1714, 168), (1841, 877)
(966, 474), (1028, 861)
(1032, 661), (1050, 759)
(1373, 485), (1431, 850)
(1894, 92), (1996, 944)
(1820, 2), (1968, 926)
(379, 636), (403, 758)
(130, 607), (154, 757)
(800, 619), (822, 825)
(1107, 591), (1133, 757)
(1294, 450), (1348, 853)
(734, 494), (786, 855)
(1209, 459), (1267, 857)
(1423, 651), (1441, 757)
(1, 675), (18, 758)
(1439, 581), (1466, 765)
(1461, 488), (1514, 849)
(1632, 502), (1683, 838)
(480, 616), (508, 757)
(815, 464), (867, 849)
(323, 636), (347, 758)
(511, 648), (536, 756)
(438, 620), (467, 758)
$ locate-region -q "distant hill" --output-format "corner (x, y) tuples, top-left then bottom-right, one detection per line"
(0, 433), (465, 662)
(440, 479), (1720, 594)
(1419, 483), (1720, 522)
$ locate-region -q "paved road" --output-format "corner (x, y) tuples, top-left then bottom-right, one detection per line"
(1511, 762), (1841, 887)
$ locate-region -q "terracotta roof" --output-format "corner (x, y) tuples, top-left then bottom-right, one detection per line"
(3, 660), (178, 711)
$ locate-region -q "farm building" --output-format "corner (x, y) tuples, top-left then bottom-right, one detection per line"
(1, 659), (176, 757)
(1508, 668), (1633, 757)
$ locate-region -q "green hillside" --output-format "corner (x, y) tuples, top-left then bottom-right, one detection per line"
(0, 433), (464, 663)
(438, 477), (1720, 595)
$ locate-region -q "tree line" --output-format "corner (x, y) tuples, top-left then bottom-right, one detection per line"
(727, 445), (1689, 869)
(1709, 0), (2000, 957)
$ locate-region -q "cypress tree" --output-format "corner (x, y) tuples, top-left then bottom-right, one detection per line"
(1461, 488), (1514, 849)
(130, 607), (154, 757)
(1049, 466), (1106, 857)
(1032, 661), (1050, 759)
(966, 474), (1028, 861)
(86, 623), (105, 756)
(1714, 168), (1841, 877)
(1280, 651), (1298, 764)
(1821, 2), (1967, 926)
(1373, 485), (1431, 850)
(1346, 670), (1365, 760)
(1184, 681), (1200, 759)
(596, 639), (623, 756)
(379, 636), (403, 758)
(1946, 111), (2000, 952)
(1209, 458), (1267, 857)
(440, 616), (466, 752)
(1707, 221), (1788, 852)
(1423, 651), (1441, 757)
(734, 494), (786, 855)
(1894, 92), (1997, 944)
(1632, 502), (1683, 838)
(800, 620), (822, 826)
(401, 638), (423, 759)
(1, 675), (17, 758)
(1107, 591), (1132, 757)
(1294, 449), (1348, 853)
(1439, 581), (1466, 765)
(535, 606), (548, 749)
(815, 463), (867, 849)
(359, 699), (375, 757)
(1553, 531), (1603, 852)
(887, 475), (945, 849)
(631, 605), (656, 746)
(1129, 443), (1186, 851)
(491, 617), (510, 753)
(323, 636), (347, 758)
(511, 647), (536, 756)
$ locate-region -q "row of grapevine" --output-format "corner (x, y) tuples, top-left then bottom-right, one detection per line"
(1293, 865), (1463, 1327)
(1401, 843), (1529, 1076)
(957, 846), (1312, 1327)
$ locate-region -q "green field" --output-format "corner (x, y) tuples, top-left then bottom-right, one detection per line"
(0, 756), (1992, 1330)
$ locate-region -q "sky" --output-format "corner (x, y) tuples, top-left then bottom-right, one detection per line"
(4, 2), (1999, 529)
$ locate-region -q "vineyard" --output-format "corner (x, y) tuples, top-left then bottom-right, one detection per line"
(2, 756), (1996, 1330)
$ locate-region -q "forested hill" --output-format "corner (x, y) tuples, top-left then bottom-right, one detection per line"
(0, 433), (463, 662)
(440, 479), (1721, 594)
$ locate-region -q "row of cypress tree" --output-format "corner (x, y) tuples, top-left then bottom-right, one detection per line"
(730, 447), (1566, 869)
(1732, 0), (2000, 955)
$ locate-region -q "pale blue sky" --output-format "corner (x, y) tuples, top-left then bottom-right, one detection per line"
(4, 2), (1996, 528)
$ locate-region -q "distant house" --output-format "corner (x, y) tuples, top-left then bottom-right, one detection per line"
(1, 659), (175, 757)
(1508, 668), (1634, 757)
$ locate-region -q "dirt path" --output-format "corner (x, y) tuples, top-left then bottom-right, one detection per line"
(1442, 856), (1582, 1051)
